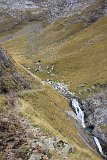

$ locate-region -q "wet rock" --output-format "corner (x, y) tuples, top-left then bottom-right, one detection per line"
(65, 110), (78, 122)
(83, 89), (107, 156)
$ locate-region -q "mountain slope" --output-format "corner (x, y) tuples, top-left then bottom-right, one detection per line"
(0, 0), (107, 160)
(0, 49), (103, 160)
(2, 15), (107, 97)
(0, 0), (106, 33)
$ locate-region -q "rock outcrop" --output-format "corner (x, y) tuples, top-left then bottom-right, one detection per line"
(82, 88), (107, 156)
(0, 0), (106, 32)
(0, 48), (30, 93)
(0, 95), (74, 160)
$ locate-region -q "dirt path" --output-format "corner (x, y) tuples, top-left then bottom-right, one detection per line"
(18, 62), (45, 86)
(0, 92), (49, 159)
(0, 91), (73, 160)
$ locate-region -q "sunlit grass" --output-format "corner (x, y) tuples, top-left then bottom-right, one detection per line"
(19, 87), (102, 160)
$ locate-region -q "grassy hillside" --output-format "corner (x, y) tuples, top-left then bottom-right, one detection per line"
(0, 50), (103, 160)
(0, 85), (103, 160)
(18, 85), (103, 160)
(0, 1), (106, 160)
(2, 15), (107, 97)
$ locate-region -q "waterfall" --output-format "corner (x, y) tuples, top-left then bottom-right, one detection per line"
(94, 137), (106, 158)
(47, 80), (106, 157)
(47, 81), (86, 128)
(72, 99), (86, 128)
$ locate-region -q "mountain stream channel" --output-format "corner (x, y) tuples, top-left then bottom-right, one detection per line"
(47, 80), (107, 159)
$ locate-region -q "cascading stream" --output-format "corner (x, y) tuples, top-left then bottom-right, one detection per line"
(47, 80), (106, 158)
(72, 99), (86, 128)
(94, 137), (106, 158)
(47, 80), (86, 128)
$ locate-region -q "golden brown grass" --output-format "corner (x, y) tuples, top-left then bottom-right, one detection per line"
(0, 10), (106, 160)
(0, 95), (8, 114)
(2, 16), (107, 97)
(19, 86), (102, 160)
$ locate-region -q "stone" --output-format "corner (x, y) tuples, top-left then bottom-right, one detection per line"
(28, 153), (42, 160)
(43, 138), (55, 151)
(83, 89), (107, 155)
(58, 143), (74, 156)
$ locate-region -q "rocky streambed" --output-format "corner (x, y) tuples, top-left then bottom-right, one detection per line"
(47, 80), (107, 159)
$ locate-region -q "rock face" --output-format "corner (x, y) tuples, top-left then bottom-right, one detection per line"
(0, 0), (106, 25)
(47, 0), (95, 21)
(82, 88), (107, 155)
(0, 48), (30, 93)
(0, 0), (106, 34)
(47, 80), (107, 157)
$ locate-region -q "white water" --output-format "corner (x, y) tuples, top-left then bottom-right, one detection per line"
(47, 81), (85, 128)
(72, 99), (86, 128)
(47, 80), (74, 96)
(47, 80), (106, 157)
(94, 137), (106, 157)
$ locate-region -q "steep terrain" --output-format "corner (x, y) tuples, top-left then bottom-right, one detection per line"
(0, 0), (106, 33)
(0, 48), (30, 93)
(0, 49), (102, 160)
(0, 0), (107, 160)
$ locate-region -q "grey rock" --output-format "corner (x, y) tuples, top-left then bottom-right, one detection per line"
(28, 153), (43, 160)
(83, 89), (107, 155)
(43, 138), (55, 151)
(60, 143), (73, 156)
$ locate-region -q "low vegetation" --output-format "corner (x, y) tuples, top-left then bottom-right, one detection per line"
(2, 16), (107, 97)
(0, 95), (8, 114)
(19, 86), (102, 160)
(0, 1), (106, 159)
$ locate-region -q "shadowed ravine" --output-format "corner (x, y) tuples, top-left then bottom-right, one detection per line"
(0, 0), (107, 160)
(47, 80), (107, 159)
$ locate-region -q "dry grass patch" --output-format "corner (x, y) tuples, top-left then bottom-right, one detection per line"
(19, 86), (102, 160)
(0, 95), (8, 114)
